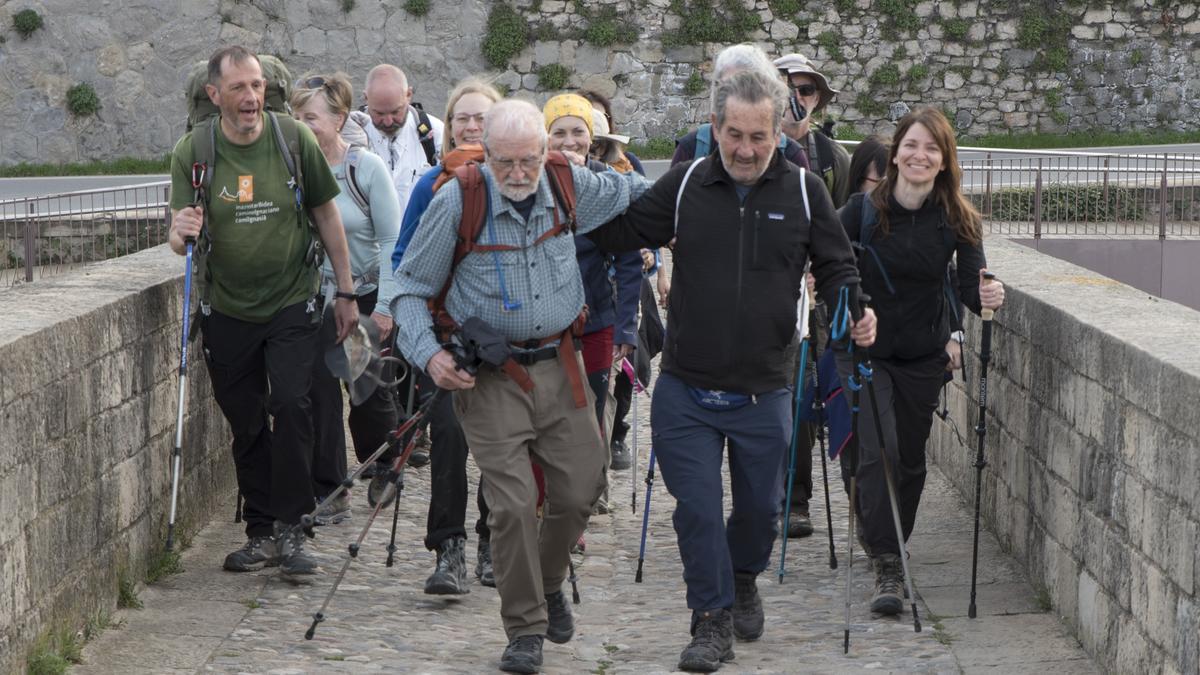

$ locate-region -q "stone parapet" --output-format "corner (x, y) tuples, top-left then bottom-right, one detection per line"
(928, 237), (1200, 674)
(0, 246), (233, 674)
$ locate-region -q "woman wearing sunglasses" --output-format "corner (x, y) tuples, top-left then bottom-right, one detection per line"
(290, 73), (403, 526)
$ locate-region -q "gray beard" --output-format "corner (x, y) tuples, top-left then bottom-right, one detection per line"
(499, 183), (538, 202)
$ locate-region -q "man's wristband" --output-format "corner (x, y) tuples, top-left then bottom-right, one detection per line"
(334, 290), (358, 301)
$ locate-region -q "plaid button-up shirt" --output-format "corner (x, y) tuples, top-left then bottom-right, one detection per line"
(392, 162), (651, 370)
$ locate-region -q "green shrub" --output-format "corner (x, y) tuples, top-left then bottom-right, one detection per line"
(869, 64), (902, 88)
(582, 6), (637, 46)
(537, 63), (571, 91)
(877, 0), (919, 38)
(662, 0), (760, 47)
(1129, 48), (1144, 67)
(402, 0), (430, 15)
(855, 92), (885, 117)
(816, 31), (843, 62)
(1016, 15), (1047, 49)
(981, 185), (1145, 223)
(66, 83), (101, 117)
(117, 571), (143, 609)
(340, 0), (356, 12)
(26, 626), (82, 675)
(627, 137), (676, 159)
(683, 70), (706, 96)
(145, 549), (183, 584)
(941, 17), (970, 41)
(907, 63), (929, 81)
(1036, 46), (1070, 72)
(482, 3), (531, 69)
(13, 8), (43, 38)
(768, 0), (801, 16)
(835, 0), (857, 15)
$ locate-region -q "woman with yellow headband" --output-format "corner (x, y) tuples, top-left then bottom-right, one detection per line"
(541, 94), (645, 533)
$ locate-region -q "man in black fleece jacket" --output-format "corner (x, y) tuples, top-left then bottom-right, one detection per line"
(589, 70), (876, 673)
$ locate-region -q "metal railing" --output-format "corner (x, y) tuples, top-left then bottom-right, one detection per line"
(0, 181), (171, 288)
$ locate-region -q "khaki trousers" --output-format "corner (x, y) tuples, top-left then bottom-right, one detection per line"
(453, 351), (607, 638)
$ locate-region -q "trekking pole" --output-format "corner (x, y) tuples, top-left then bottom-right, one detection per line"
(811, 355), (837, 570)
(831, 286), (858, 654)
(166, 164), (204, 552)
(777, 337), (811, 583)
(968, 272), (997, 619)
(234, 492), (242, 523)
(857, 298), (921, 634)
(634, 447), (657, 583)
(631, 369), (639, 515)
(568, 560), (581, 604)
(384, 416), (436, 567)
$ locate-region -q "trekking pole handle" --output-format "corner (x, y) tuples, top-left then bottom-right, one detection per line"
(980, 272), (996, 321)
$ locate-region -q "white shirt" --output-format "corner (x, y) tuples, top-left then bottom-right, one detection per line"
(350, 107), (444, 212)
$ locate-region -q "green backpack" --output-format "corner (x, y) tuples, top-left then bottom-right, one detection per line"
(183, 54), (323, 339)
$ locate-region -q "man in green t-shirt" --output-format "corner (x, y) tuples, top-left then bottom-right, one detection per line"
(168, 46), (358, 577)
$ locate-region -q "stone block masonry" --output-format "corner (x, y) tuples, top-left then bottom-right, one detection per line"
(0, 246), (234, 674)
(927, 237), (1200, 674)
(0, 0), (1196, 165)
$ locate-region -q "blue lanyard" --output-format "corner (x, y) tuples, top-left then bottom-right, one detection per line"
(483, 184), (522, 312)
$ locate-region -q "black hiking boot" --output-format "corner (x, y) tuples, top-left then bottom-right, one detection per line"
(678, 609), (735, 672)
(408, 433), (431, 468)
(545, 588), (575, 644)
(223, 535), (278, 571)
(871, 553), (904, 615)
(499, 634), (544, 674)
(609, 439), (632, 470)
(476, 538), (496, 587)
(786, 504), (814, 538)
(274, 522), (319, 577)
(424, 536), (469, 595)
(731, 572), (764, 641)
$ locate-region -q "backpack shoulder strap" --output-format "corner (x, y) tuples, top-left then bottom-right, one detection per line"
(695, 124), (712, 158)
(191, 117), (217, 207)
(412, 105), (437, 165)
(674, 157), (705, 237)
(858, 194), (877, 246)
(344, 145), (371, 219)
(428, 162), (488, 337)
(798, 167), (811, 222)
(542, 151), (578, 236)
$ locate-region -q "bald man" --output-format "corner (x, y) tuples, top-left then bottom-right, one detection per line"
(348, 64), (445, 210)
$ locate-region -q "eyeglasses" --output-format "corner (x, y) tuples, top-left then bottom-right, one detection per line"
(296, 76), (328, 90)
(452, 113), (486, 126)
(791, 83), (818, 97)
(488, 155), (542, 173)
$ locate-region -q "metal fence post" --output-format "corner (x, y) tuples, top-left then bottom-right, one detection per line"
(984, 152), (993, 217)
(1159, 153), (1168, 240)
(1033, 158), (1043, 240)
(24, 201), (35, 282)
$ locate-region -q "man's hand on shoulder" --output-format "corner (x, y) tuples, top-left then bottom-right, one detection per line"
(427, 349), (476, 390)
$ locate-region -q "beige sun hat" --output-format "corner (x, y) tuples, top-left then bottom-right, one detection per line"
(591, 108), (630, 146)
(773, 53), (840, 113)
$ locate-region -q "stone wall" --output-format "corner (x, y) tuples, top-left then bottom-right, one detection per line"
(0, 246), (234, 674)
(0, 0), (1197, 165)
(928, 237), (1200, 674)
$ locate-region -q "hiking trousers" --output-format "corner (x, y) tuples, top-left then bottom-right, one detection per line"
(420, 369), (491, 549)
(651, 371), (791, 612)
(454, 351), (606, 639)
(201, 301), (319, 538)
(835, 350), (947, 557)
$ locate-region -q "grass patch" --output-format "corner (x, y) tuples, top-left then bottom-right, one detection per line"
(961, 128), (1200, 149)
(66, 83), (101, 117)
(683, 70), (706, 96)
(941, 17), (970, 41)
(402, 0), (430, 16)
(537, 63), (571, 91)
(628, 136), (676, 160)
(13, 8), (44, 38)
(144, 549), (184, 585)
(869, 64), (902, 89)
(26, 626), (83, 675)
(1034, 585), (1053, 612)
(241, 598), (262, 610)
(117, 571), (142, 610)
(0, 155), (170, 177)
(482, 3), (531, 69)
(324, 655), (346, 661)
(816, 30), (843, 62)
(977, 184), (1145, 222)
(662, 0), (760, 47)
(931, 617), (955, 645)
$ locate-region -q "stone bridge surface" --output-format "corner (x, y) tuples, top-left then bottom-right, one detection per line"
(73, 413), (1098, 674)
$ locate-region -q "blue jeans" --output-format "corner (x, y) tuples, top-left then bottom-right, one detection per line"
(651, 371), (792, 612)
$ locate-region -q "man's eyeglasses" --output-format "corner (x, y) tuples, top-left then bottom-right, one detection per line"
(296, 76), (328, 90)
(791, 83), (818, 97)
(488, 155), (542, 172)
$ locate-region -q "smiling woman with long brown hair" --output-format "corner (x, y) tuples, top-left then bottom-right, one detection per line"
(835, 107), (1005, 617)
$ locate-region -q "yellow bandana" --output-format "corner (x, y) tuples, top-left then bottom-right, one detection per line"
(543, 94), (594, 135)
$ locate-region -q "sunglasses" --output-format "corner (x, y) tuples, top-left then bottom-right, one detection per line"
(791, 83), (818, 97)
(296, 76), (328, 90)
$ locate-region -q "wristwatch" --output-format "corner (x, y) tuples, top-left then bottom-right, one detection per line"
(334, 290), (358, 301)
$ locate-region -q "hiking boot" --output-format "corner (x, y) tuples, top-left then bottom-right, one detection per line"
(545, 588), (575, 644)
(368, 464), (403, 508)
(609, 439), (632, 470)
(499, 634), (544, 674)
(313, 492), (351, 526)
(408, 433), (431, 468)
(871, 553), (904, 615)
(678, 609), (735, 672)
(475, 538), (496, 587)
(731, 572), (764, 641)
(274, 522), (319, 577)
(424, 536), (469, 595)
(223, 535), (278, 571)
(786, 505), (814, 538)
(358, 461), (379, 479)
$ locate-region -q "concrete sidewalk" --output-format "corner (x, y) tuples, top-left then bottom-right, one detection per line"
(74, 422), (1099, 674)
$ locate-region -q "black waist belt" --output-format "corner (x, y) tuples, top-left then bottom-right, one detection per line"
(511, 346), (560, 366)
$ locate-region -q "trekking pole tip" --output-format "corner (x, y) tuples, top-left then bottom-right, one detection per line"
(843, 630), (850, 654)
(912, 605), (922, 632)
(305, 612), (324, 640)
(968, 604), (977, 619)
(635, 560), (644, 584)
(829, 555), (838, 570)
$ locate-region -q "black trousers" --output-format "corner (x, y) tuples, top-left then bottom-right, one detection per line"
(610, 368), (632, 445)
(423, 371), (490, 549)
(202, 301), (319, 537)
(836, 350), (947, 556)
(310, 292), (400, 499)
